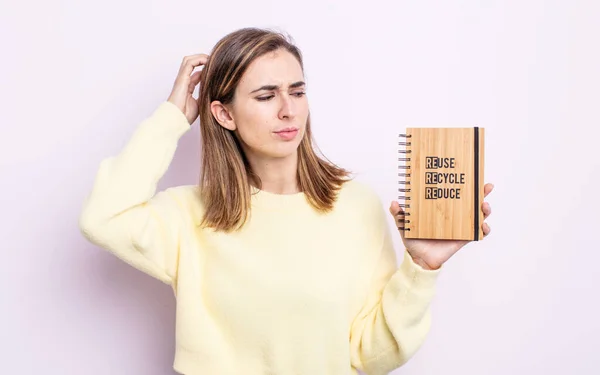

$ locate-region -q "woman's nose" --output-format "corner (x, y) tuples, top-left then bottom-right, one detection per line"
(278, 94), (296, 119)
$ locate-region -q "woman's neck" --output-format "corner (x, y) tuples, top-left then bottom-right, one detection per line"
(246, 151), (300, 195)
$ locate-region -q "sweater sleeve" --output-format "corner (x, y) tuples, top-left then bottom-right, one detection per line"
(78, 101), (191, 286)
(349, 198), (441, 375)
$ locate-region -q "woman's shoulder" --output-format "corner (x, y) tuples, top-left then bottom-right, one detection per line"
(160, 184), (206, 223)
(338, 179), (381, 204)
(336, 179), (385, 215)
(334, 179), (388, 233)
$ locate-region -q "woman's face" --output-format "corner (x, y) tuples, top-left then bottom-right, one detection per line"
(212, 49), (309, 160)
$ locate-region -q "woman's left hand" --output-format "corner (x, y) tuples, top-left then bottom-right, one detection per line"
(389, 183), (494, 270)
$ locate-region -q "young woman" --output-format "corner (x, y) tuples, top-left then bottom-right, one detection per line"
(79, 27), (493, 375)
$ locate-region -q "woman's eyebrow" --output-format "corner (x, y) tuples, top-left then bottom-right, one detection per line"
(250, 81), (306, 94)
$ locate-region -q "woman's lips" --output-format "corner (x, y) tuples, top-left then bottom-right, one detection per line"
(273, 128), (299, 141)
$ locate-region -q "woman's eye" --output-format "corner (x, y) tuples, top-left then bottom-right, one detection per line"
(256, 92), (305, 101)
(256, 95), (274, 101)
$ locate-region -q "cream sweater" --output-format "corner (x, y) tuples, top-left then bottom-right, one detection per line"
(78, 101), (441, 375)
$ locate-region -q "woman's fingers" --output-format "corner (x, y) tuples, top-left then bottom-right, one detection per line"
(389, 201), (408, 240)
(484, 183), (494, 197)
(482, 222), (491, 236)
(482, 202), (491, 219)
(179, 54), (209, 78)
(188, 71), (203, 94)
(168, 53), (209, 124)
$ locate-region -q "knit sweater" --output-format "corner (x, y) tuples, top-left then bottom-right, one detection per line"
(78, 101), (441, 375)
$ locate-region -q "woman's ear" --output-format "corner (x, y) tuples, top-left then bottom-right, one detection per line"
(210, 101), (236, 131)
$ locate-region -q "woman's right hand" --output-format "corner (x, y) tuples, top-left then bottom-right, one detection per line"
(167, 54), (209, 125)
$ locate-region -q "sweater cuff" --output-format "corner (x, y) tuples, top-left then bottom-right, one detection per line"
(398, 250), (441, 289)
(149, 101), (191, 138)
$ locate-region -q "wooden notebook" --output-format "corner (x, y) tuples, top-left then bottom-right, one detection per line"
(397, 127), (485, 241)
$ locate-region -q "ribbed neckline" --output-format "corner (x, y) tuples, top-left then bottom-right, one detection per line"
(250, 186), (309, 210)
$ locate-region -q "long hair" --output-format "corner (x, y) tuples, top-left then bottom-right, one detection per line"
(197, 27), (352, 232)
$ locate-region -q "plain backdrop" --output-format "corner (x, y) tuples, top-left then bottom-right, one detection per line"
(1, 0), (599, 374)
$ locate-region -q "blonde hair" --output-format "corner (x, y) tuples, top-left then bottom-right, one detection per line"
(197, 27), (352, 232)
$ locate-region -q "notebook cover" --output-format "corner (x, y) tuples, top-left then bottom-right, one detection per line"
(401, 127), (485, 241)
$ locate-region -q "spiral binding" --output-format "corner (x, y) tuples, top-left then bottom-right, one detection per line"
(397, 134), (412, 231)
